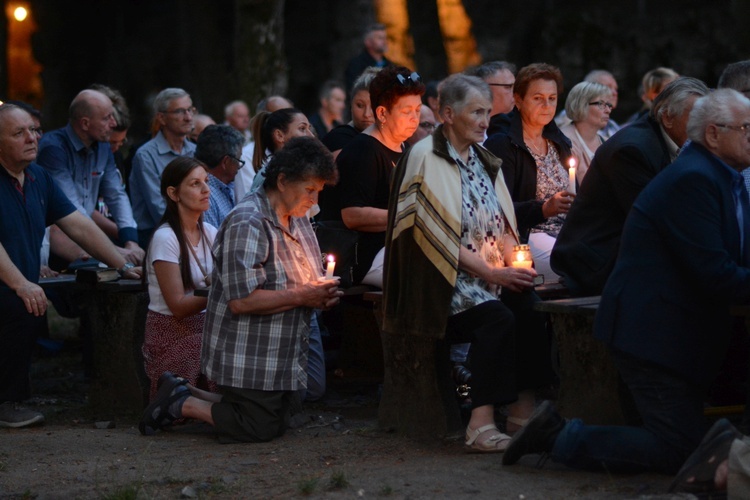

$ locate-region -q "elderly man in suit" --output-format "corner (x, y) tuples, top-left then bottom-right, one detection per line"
(503, 88), (750, 475)
(550, 77), (709, 296)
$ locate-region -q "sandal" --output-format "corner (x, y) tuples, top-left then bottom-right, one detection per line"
(139, 373), (190, 436)
(465, 424), (512, 453)
(668, 418), (740, 493)
(156, 371), (188, 392)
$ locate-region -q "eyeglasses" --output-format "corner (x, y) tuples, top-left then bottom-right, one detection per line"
(488, 83), (513, 89)
(715, 123), (750, 135)
(396, 71), (421, 87)
(419, 121), (436, 132)
(226, 154), (246, 169)
(588, 101), (614, 110)
(163, 106), (197, 116)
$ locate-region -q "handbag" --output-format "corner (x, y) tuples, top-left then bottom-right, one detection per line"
(313, 220), (359, 288)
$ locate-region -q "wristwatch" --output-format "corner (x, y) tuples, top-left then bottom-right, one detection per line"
(117, 262), (135, 277)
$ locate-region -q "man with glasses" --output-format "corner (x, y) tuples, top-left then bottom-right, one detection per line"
(129, 88), (196, 248)
(194, 124), (245, 228)
(718, 60), (750, 194)
(505, 88), (750, 479)
(405, 104), (436, 147)
(38, 89), (144, 270)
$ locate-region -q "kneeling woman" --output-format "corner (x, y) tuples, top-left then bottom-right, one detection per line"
(384, 74), (555, 452)
(140, 137), (342, 442)
(142, 157), (218, 401)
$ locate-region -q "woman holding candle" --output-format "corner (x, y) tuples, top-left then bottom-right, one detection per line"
(559, 81), (614, 182)
(384, 74), (554, 452)
(484, 63), (574, 283)
(140, 137), (343, 440)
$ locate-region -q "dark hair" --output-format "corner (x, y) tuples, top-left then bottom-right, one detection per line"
(422, 80), (440, 107)
(145, 156), (209, 290)
(263, 137), (335, 191)
(250, 107), (305, 172)
(318, 80), (345, 101)
(718, 60), (750, 92)
(514, 63), (564, 99)
(194, 124), (244, 169)
(465, 61), (517, 80)
(369, 65), (426, 112)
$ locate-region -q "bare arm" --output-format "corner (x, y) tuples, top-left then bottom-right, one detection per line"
(228, 280), (342, 316)
(153, 261), (207, 320)
(0, 242), (48, 316)
(49, 224), (90, 263)
(458, 245), (536, 293)
(55, 211), (141, 278)
(91, 210), (119, 239)
(341, 206), (388, 232)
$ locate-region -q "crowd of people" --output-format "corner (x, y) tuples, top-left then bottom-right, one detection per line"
(3, 20), (750, 495)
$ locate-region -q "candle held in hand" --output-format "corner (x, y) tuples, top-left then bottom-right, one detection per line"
(510, 244), (533, 269)
(325, 254), (336, 280)
(568, 157), (577, 194)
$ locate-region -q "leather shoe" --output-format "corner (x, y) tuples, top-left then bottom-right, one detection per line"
(503, 400), (565, 466)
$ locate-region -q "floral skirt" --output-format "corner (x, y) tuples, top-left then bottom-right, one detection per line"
(143, 310), (218, 401)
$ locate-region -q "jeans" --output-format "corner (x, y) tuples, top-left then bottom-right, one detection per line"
(551, 350), (707, 474)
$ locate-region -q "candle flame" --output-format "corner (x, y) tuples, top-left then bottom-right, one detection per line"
(568, 157), (576, 169)
(327, 254), (335, 263)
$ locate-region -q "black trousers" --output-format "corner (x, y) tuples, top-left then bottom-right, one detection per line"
(211, 385), (294, 444)
(0, 289), (46, 403)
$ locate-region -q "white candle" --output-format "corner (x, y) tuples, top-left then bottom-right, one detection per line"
(568, 157), (577, 194)
(325, 255), (336, 280)
(510, 245), (533, 269)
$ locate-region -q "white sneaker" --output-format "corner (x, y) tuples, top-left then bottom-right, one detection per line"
(0, 401), (44, 428)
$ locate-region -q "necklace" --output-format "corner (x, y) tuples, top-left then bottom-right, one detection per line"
(185, 226), (213, 286)
(524, 134), (547, 156)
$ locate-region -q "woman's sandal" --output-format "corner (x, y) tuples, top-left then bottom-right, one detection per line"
(139, 374), (190, 436)
(465, 424), (512, 453)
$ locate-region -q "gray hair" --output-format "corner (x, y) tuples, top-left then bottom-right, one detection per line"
(651, 77), (709, 123)
(224, 100), (248, 119)
(465, 61), (517, 80)
(351, 67), (381, 96)
(718, 60), (750, 93)
(687, 89), (750, 145)
(438, 74), (492, 114)
(565, 81), (612, 122)
(584, 69), (615, 83)
(194, 124), (245, 169)
(153, 88), (190, 114)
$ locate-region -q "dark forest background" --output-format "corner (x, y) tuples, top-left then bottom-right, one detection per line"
(6, 0), (749, 139)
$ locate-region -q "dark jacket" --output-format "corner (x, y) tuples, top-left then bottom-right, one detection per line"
(550, 115), (671, 295)
(594, 142), (750, 388)
(484, 109), (573, 238)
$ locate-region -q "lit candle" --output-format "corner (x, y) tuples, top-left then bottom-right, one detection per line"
(510, 244), (533, 269)
(325, 254), (336, 280)
(568, 157), (577, 194)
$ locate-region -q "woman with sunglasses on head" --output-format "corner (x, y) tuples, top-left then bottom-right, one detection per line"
(142, 156), (218, 402)
(334, 65), (425, 286)
(559, 81), (614, 182)
(484, 63), (574, 284)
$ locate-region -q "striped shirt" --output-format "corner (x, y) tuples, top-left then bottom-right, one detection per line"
(202, 189), (323, 391)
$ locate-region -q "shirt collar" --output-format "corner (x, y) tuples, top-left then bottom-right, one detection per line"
(658, 123), (681, 161)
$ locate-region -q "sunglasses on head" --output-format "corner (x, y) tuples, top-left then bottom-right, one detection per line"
(396, 71), (421, 86)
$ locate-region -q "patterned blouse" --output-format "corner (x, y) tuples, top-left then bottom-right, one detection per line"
(529, 139), (567, 236)
(447, 141), (511, 316)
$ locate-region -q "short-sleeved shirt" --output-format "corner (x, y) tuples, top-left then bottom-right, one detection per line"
(335, 133), (402, 281)
(0, 163), (76, 293)
(447, 143), (509, 316)
(202, 189), (324, 391)
(146, 223), (218, 315)
(129, 131), (196, 233)
(321, 123), (358, 153)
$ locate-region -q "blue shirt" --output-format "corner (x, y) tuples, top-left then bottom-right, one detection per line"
(37, 124), (137, 244)
(0, 163), (76, 291)
(204, 172), (235, 228)
(129, 130), (196, 233)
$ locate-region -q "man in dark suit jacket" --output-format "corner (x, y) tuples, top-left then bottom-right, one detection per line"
(503, 89), (750, 475)
(550, 77), (709, 295)
(344, 24), (392, 95)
